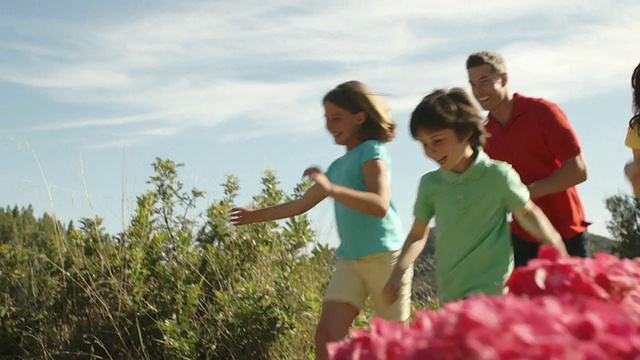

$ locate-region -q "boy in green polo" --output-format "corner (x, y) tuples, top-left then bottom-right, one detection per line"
(383, 88), (568, 304)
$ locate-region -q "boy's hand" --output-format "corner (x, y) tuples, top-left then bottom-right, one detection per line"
(303, 167), (333, 195)
(383, 271), (403, 305)
(513, 202), (568, 256)
(552, 237), (569, 256)
(229, 207), (256, 225)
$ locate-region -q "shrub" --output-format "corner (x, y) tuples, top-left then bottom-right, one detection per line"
(0, 160), (333, 359)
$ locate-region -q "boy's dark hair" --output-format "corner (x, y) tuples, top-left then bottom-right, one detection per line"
(323, 81), (397, 143)
(410, 88), (486, 148)
(630, 62), (640, 130)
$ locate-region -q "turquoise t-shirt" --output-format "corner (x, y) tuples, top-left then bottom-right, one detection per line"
(325, 140), (404, 259)
(414, 148), (529, 303)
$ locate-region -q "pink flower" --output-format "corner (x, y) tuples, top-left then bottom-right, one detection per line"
(329, 248), (640, 359)
(330, 295), (640, 359)
(506, 246), (640, 305)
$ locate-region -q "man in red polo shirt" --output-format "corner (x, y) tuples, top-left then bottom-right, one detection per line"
(466, 50), (589, 267)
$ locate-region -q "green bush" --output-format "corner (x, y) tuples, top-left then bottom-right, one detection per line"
(0, 159), (332, 359)
(0, 158), (437, 359)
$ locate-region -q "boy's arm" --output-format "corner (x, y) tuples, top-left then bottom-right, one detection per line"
(229, 183), (327, 225)
(512, 201), (568, 255)
(383, 219), (429, 305)
(391, 220), (430, 279)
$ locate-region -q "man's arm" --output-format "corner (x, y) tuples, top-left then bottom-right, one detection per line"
(528, 154), (587, 200)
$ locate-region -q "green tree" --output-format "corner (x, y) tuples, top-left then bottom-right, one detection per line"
(605, 193), (640, 258)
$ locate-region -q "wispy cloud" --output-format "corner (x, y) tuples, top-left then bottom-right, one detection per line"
(31, 113), (163, 131)
(2, 64), (133, 89)
(2, 0), (639, 147)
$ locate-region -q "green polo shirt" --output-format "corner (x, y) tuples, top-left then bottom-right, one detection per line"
(414, 148), (529, 302)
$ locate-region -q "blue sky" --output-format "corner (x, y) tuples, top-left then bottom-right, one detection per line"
(2, 1), (639, 245)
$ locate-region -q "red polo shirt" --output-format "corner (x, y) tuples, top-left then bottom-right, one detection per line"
(484, 93), (589, 242)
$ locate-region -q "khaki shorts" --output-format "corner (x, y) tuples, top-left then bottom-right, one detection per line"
(324, 251), (413, 321)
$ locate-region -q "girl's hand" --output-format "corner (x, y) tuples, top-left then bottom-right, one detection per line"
(303, 167), (333, 195)
(229, 207), (256, 225)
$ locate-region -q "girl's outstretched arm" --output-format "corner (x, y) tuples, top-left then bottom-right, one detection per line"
(229, 183), (327, 225)
(512, 201), (568, 256)
(305, 159), (390, 218)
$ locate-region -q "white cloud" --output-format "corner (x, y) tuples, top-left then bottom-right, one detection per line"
(2, 64), (133, 89)
(500, 11), (640, 101)
(0, 40), (69, 59)
(31, 113), (163, 131)
(2, 1), (639, 147)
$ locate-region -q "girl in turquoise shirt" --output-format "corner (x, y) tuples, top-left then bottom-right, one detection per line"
(230, 81), (410, 360)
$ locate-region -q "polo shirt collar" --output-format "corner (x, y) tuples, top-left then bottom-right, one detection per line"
(438, 147), (489, 183)
(509, 93), (527, 119)
(488, 92), (527, 127)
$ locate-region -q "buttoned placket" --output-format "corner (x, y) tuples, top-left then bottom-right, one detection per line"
(455, 178), (468, 212)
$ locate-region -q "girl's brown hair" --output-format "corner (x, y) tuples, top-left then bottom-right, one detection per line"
(323, 81), (397, 143)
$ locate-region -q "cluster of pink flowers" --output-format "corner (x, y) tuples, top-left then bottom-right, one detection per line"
(506, 246), (640, 308)
(328, 247), (640, 359)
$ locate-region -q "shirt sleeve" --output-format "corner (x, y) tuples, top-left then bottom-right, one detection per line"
(360, 140), (388, 165)
(501, 164), (530, 211)
(413, 175), (435, 222)
(539, 101), (582, 162)
(625, 126), (640, 149)
(325, 161), (335, 179)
